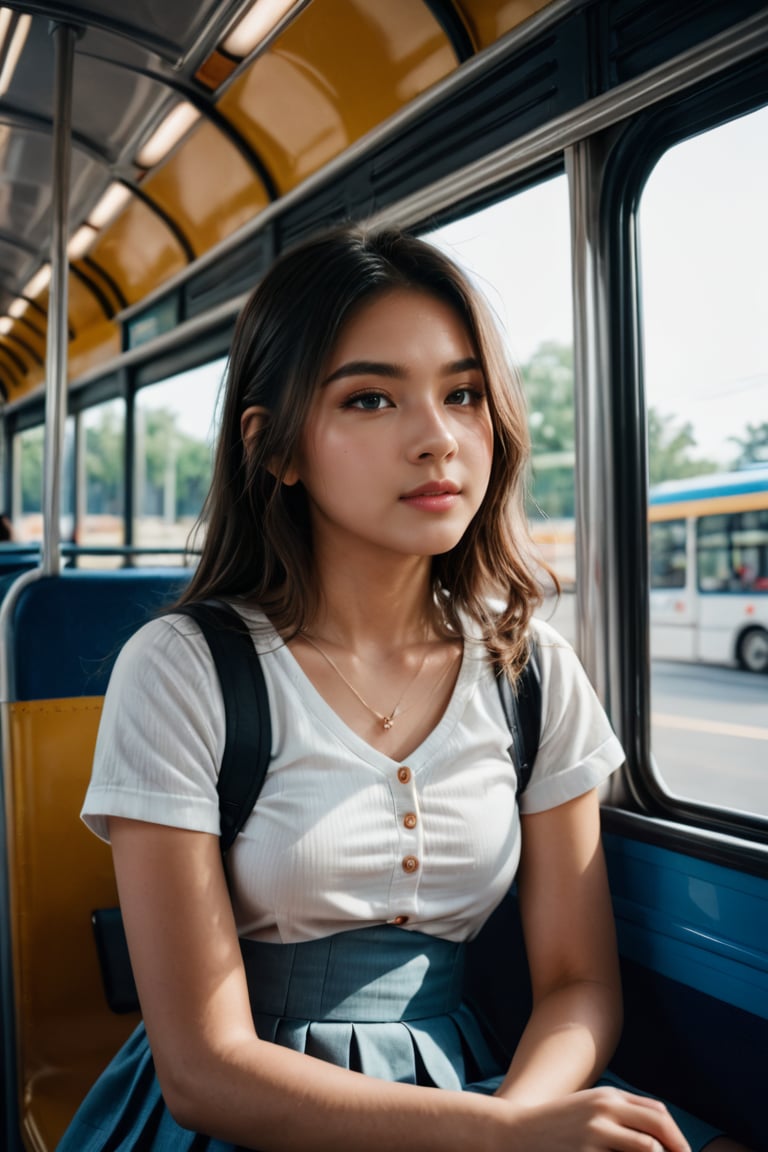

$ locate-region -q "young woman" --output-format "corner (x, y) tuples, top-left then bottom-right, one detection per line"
(59, 227), (742, 1152)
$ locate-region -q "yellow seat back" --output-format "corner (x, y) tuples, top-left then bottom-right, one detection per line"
(3, 697), (138, 1151)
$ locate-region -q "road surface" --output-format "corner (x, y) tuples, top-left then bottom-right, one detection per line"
(537, 595), (767, 818)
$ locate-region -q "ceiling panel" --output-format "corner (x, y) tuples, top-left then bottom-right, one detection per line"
(20, 0), (249, 64)
(0, 0), (517, 402)
(219, 0), (455, 193)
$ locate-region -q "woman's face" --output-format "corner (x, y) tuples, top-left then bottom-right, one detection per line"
(289, 288), (494, 563)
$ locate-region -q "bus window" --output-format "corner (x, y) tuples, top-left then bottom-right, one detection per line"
(649, 519), (686, 589)
(10, 417), (76, 552)
(640, 104), (768, 818)
(698, 509), (768, 595)
(133, 358), (224, 564)
(12, 424), (44, 542)
(696, 514), (732, 592)
(62, 416), (76, 547)
(424, 175), (575, 643)
(77, 399), (126, 567)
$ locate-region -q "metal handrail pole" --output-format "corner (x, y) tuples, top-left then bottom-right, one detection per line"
(41, 22), (76, 576)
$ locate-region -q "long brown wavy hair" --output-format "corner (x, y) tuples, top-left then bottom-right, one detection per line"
(178, 224), (555, 678)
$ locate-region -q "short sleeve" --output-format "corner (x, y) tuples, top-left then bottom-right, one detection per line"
(81, 614), (226, 842)
(519, 618), (625, 814)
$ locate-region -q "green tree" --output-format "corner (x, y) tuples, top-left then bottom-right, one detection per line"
(20, 426), (44, 512)
(519, 345), (724, 507)
(729, 421), (768, 468)
(140, 407), (212, 520)
(142, 408), (175, 499)
(521, 341), (575, 519)
(647, 409), (719, 485)
(522, 340), (574, 454)
(85, 407), (124, 514)
(176, 436), (213, 517)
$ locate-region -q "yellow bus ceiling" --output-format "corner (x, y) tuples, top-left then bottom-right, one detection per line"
(0, 349), (23, 397)
(142, 121), (271, 255)
(67, 320), (121, 389)
(88, 198), (188, 305)
(459, 0), (557, 48)
(1, 323), (43, 369)
(8, 318), (120, 402)
(219, 0), (456, 193)
(0, 0), (544, 401)
(195, 48), (239, 90)
(72, 260), (126, 318)
(67, 271), (110, 337)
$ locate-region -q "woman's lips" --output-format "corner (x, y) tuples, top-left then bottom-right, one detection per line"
(399, 480), (460, 511)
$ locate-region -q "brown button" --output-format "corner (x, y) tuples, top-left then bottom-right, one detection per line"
(402, 855), (419, 873)
(403, 812), (418, 829)
(391, 915), (410, 926)
(397, 766), (411, 784)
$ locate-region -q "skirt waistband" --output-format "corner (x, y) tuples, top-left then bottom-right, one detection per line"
(240, 925), (466, 1022)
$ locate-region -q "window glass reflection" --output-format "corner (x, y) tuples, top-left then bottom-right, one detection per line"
(640, 104), (768, 817)
(133, 359), (224, 565)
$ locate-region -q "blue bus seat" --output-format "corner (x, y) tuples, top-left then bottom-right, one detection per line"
(7, 568), (191, 702)
(0, 569), (189, 1152)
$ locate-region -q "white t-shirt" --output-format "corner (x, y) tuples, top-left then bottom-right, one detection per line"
(82, 610), (624, 944)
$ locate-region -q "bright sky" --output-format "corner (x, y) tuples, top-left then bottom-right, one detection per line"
(428, 102), (768, 467)
(640, 105), (768, 463)
(137, 358), (226, 443)
(426, 176), (572, 367)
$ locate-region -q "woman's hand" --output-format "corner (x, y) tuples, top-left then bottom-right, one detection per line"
(502, 1086), (690, 1152)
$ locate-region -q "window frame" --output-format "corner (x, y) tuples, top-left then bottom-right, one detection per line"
(601, 63), (768, 845)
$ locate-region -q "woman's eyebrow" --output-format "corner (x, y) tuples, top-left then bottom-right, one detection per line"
(445, 357), (482, 375)
(322, 356), (482, 386)
(322, 360), (403, 386)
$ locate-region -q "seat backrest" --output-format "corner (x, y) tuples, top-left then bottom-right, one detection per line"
(0, 569), (189, 1152)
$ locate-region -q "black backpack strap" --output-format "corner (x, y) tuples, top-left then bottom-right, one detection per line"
(93, 599), (272, 1014)
(496, 639), (542, 800)
(175, 600), (272, 855)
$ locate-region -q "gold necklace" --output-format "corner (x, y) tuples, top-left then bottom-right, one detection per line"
(301, 633), (430, 730)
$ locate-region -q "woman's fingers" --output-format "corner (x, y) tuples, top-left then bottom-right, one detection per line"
(512, 1087), (692, 1152)
(617, 1089), (691, 1152)
(586, 1087), (691, 1152)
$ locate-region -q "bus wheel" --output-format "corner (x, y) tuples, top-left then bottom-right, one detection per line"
(737, 627), (768, 673)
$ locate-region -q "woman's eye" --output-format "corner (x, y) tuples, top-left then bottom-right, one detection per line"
(344, 391), (392, 410)
(446, 387), (484, 406)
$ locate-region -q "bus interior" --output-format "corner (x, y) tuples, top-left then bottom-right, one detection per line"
(0, 2), (765, 1150)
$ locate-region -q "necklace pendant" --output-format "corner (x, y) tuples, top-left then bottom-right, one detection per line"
(382, 716), (394, 730)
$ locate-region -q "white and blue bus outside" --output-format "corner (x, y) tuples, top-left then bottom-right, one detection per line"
(649, 466), (768, 672)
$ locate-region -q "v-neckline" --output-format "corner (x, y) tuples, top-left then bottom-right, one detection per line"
(259, 616), (480, 772)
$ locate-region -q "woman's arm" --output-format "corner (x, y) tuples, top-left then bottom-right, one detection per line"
(493, 788), (624, 1106)
(110, 815), (510, 1152)
(110, 813), (689, 1152)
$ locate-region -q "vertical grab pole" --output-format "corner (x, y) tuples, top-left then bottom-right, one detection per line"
(41, 22), (76, 576)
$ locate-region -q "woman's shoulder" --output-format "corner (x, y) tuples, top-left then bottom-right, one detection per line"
(119, 610), (210, 659)
(117, 601), (276, 663)
(527, 614), (577, 666)
(108, 611), (222, 703)
(525, 614), (601, 701)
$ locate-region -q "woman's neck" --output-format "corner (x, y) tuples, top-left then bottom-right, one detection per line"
(308, 551), (440, 651)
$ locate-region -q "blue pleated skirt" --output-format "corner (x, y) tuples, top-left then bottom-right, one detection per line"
(56, 925), (723, 1152)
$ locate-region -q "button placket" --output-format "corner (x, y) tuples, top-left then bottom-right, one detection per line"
(388, 764), (423, 924)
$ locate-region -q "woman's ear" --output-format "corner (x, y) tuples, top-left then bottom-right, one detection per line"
(240, 405), (300, 486)
(241, 405), (269, 448)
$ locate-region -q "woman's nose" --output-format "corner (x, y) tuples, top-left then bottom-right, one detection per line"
(407, 405), (459, 461)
